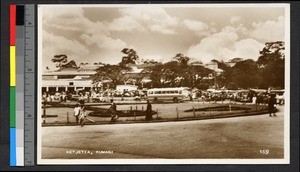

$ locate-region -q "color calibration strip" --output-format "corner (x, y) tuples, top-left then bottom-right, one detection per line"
(10, 4), (17, 166)
(10, 4), (28, 166)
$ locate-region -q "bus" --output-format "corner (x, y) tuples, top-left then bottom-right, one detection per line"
(147, 87), (191, 103)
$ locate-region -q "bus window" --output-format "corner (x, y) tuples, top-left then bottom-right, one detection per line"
(179, 90), (182, 94)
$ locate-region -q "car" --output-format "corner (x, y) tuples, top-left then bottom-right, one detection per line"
(235, 90), (252, 102)
(71, 94), (88, 102)
(92, 95), (107, 102)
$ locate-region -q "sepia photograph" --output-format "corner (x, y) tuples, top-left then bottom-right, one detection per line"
(37, 4), (290, 164)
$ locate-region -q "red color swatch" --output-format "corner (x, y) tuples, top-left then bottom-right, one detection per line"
(10, 5), (16, 46)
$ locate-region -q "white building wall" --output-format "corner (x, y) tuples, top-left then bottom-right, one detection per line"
(42, 79), (93, 87)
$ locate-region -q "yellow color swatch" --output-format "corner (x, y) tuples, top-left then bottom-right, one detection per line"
(10, 46), (16, 86)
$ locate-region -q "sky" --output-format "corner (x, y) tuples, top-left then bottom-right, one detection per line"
(39, 4), (286, 70)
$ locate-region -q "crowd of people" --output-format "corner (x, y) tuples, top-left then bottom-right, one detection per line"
(42, 88), (146, 103)
(42, 88), (285, 107)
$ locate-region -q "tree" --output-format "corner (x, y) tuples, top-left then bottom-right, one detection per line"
(91, 64), (131, 88)
(216, 61), (234, 88)
(183, 65), (213, 88)
(51, 54), (77, 69)
(257, 41), (284, 66)
(120, 48), (139, 65)
(144, 58), (212, 88)
(229, 57), (243, 63)
(257, 41), (285, 89)
(230, 59), (261, 89)
(173, 53), (190, 66)
(143, 64), (165, 87)
(259, 60), (284, 89)
(142, 59), (159, 64)
(211, 59), (219, 64)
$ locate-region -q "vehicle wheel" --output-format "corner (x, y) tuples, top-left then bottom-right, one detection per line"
(173, 97), (178, 103)
(154, 97), (158, 102)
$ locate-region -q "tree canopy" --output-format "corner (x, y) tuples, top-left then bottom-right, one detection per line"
(91, 42), (285, 90)
(120, 48), (139, 66)
(144, 55), (212, 88)
(91, 65), (131, 88)
(214, 41), (285, 89)
(51, 54), (77, 69)
(258, 41), (285, 88)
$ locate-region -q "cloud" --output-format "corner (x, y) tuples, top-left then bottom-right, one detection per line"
(250, 16), (285, 42)
(181, 19), (211, 36)
(234, 39), (265, 59)
(230, 16), (241, 24)
(106, 16), (146, 32)
(235, 24), (249, 36)
(182, 19), (209, 31)
(187, 26), (264, 63)
(107, 7), (179, 34)
(42, 6), (109, 35)
(41, 6), (131, 66)
(80, 34), (127, 50)
(42, 30), (90, 69)
(40, 6), (285, 67)
(149, 24), (177, 34)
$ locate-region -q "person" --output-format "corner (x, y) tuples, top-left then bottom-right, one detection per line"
(79, 95), (85, 106)
(79, 104), (86, 127)
(109, 102), (118, 122)
(145, 100), (152, 121)
(268, 94), (277, 117)
(61, 92), (66, 102)
(73, 104), (81, 125)
(189, 94), (193, 101)
(252, 94), (257, 105)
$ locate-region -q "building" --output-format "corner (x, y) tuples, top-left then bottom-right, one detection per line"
(42, 64), (102, 93)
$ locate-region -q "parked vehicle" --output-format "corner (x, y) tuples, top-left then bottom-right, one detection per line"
(147, 87), (191, 103)
(235, 90), (252, 102)
(91, 94), (107, 102)
(71, 94), (88, 102)
(271, 89), (285, 104)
